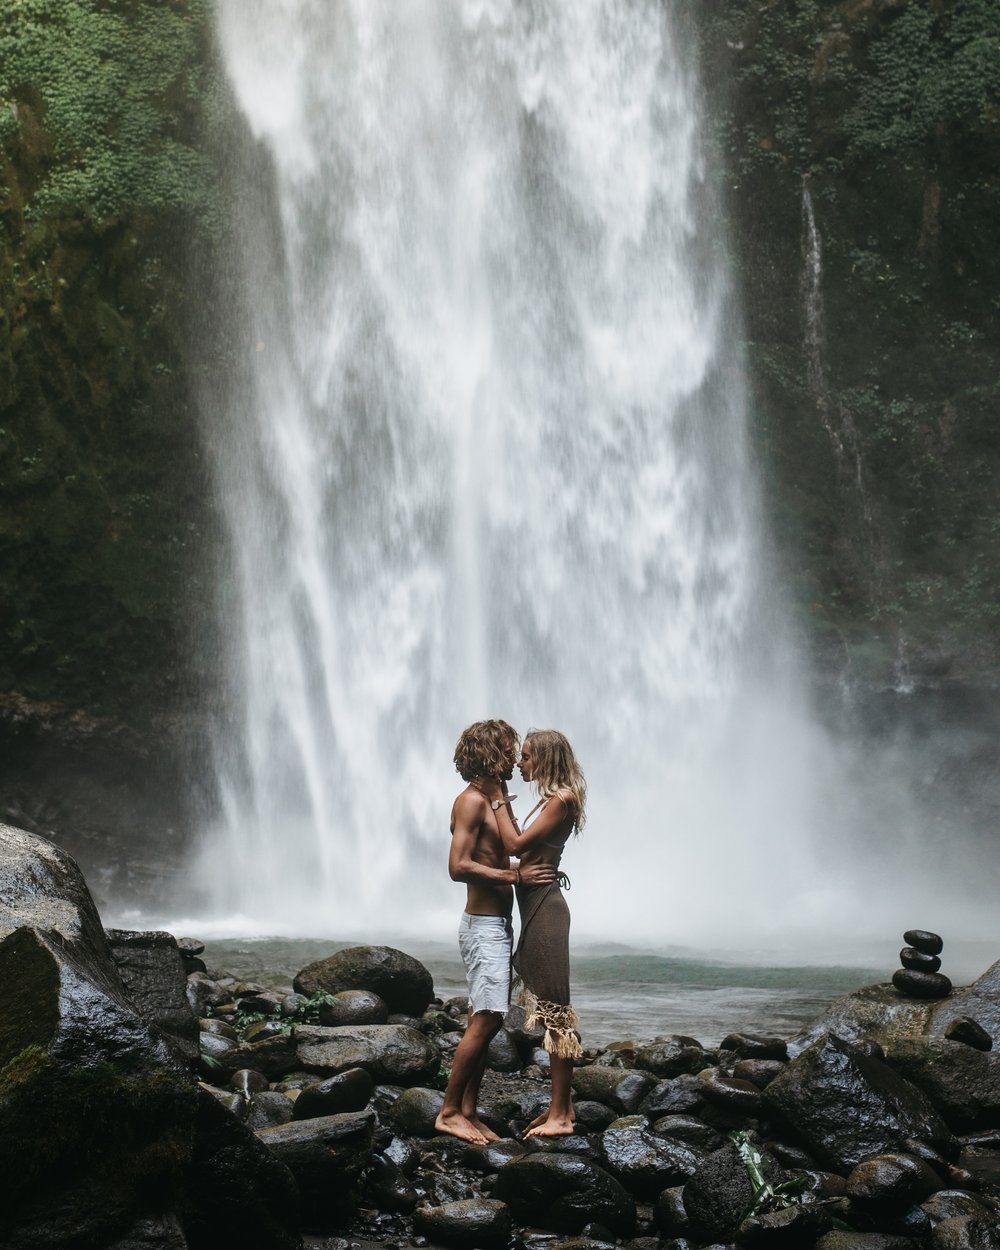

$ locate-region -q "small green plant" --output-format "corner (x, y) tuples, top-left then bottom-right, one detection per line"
(731, 1130), (807, 1220)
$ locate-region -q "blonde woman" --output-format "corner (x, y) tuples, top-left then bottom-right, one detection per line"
(494, 729), (586, 1137)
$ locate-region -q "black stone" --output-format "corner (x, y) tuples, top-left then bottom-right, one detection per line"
(682, 1140), (785, 1243)
(291, 1067), (374, 1120)
(945, 1017), (994, 1052)
(900, 946), (942, 972)
(903, 930), (944, 956)
(493, 1153), (636, 1236)
(892, 968), (952, 999)
(105, 928), (198, 1064)
(633, 1036), (708, 1079)
(412, 1198), (512, 1249)
(600, 1118), (701, 1194)
(718, 1032), (787, 1060)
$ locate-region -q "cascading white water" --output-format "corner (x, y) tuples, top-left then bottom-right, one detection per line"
(184, 0), (997, 946)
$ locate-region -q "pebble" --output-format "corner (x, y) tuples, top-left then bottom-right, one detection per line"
(945, 1017), (993, 1051)
(904, 929), (944, 956)
(900, 946), (942, 972)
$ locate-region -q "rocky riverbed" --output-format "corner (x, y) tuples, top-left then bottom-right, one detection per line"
(3, 818), (1000, 1249)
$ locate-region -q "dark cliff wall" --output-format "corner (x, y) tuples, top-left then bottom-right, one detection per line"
(701, 0), (1000, 685)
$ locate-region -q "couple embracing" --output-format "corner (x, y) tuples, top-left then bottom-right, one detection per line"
(435, 719), (587, 1145)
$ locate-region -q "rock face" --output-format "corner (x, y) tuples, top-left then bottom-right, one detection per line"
(886, 1039), (1000, 1132)
(105, 927), (199, 1063)
(295, 1024), (439, 1085)
(763, 1032), (957, 1171)
(293, 946), (434, 1016)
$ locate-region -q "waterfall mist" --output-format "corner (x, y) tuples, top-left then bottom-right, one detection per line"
(178, 0), (999, 949)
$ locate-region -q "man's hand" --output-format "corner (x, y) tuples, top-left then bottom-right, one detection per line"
(518, 860), (556, 886)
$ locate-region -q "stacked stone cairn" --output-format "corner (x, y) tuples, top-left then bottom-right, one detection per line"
(893, 928), (953, 1000)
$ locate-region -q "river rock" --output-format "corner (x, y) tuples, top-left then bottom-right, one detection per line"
(413, 1198), (513, 1249)
(293, 945), (434, 1016)
(186, 971), (233, 1016)
(719, 1031), (787, 1060)
(463, 1138), (528, 1172)
(905, 930), (944, 956)
(600, 1117), (701, 1193)
(386, 1085), (445, 1135)
(295, 1023), (439, 1084)
(894, 969), (953, 1000)
(231, 1067), (269, 1097)
(493, 1153), (636, 1235)
(105, 928), (198, 1063)
(921, 1190), (997, 1225)
(846, 1153), (942, 1207)
(681, 1140), (784, 1244)
(199, 1017), (238, 1040)
(930, 961), (1000, 1046)
(487, 1027), (522, 1072)
(930, 1214), (1000, 1249)
(292, 1066), (373, 1120)
(653, 1185), (689, 1236)
(572, 1066), (656, 1113)
(814, 1234), (920, 1249)
(318, 989), (389, 1026)
(945, 1018), (993, 1051)
(639, 1074), (705, 1117)
(223, 1031), (299, 1080)
(363, 1152), (419, 1213)
(246, 1089), (296, 1130)
(633, 1036), (708, 1078)
(763, 1032), (957, 1170)
(886, 1038), (1000, 1131)
(256, 1108), (376, 1229)
(732, 1057), (785, 1086)
(699, 1070), (763, 1114)
(651, 1114), (724, 1152)
(575, 1100), (618, 1131)
(902, 947), (942, 973)
(737, 1202), (833, 1246)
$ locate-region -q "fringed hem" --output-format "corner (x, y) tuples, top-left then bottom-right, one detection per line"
(520, 988), (583, 1059)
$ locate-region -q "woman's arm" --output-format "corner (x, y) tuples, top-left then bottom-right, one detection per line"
(494, 792), (573, 856)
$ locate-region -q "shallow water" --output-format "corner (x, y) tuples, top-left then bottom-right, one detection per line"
(192, 936), (1000, 1047)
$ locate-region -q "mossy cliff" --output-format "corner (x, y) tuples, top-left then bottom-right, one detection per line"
(700, 0), (1000, 684)
(0, 0), (223, 723)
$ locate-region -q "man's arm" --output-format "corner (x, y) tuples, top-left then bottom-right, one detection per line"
(449, 792), (518, 886)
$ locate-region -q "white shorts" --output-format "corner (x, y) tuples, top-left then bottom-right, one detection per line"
(458, 913), (512, 1016)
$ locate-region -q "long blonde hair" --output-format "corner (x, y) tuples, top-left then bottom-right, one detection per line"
(525, 729), (587, 832)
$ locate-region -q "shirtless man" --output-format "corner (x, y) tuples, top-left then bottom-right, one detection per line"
(435, 719), (555, 1145)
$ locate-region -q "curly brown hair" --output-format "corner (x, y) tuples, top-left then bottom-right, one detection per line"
(454, 719), (519, 782)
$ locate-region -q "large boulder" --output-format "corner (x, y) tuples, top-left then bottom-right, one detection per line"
(0, 825), (197, 1249)
(788, 984), (934, 1057)
(885, 1039), (1000, 1132)
(105, 928), (199, 1064)
(293, 946), (433, 1016)
(929, 961), (1000, 1047)
(413, 1198), (513, 1249)
(256, 1109), (375, 1230)
(295, 1024), (439, 1085)
(599, 1116), (702, 1194)
(493, 1153), (636, 1235)
(763, 1032), (957, 1171)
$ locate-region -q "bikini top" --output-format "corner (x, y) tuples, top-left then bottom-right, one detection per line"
(522, 796), (571, 852)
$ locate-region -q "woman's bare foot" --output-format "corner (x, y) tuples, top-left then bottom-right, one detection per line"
(435, 1109), (488, 1144)
(525, 1113), (575, 1138)
(521, 1105), (575, 1137)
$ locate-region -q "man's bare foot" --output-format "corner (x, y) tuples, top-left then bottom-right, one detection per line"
(525, 1113), (575, 1138)
(435, 1110), (488, 1144)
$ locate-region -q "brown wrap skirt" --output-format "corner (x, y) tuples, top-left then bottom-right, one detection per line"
(513, 879), (582, 1059)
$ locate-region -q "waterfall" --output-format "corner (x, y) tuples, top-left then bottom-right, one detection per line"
(183, 1), (996, 946)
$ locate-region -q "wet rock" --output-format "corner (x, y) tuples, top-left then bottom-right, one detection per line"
(719, 1032), (787, 1060)
(652, 1185), (688, 1236)
(224, 1031), (299, 1080)
(200, 1029), (238, 1073)
(291, 1068), (372, 1122)
(256, 1108), (376, 1229)
(385, 1086), (445, 1136)
(244, 1019), (287, 1042)
(789, 984), (934, 1057)
(682, 1140), (784, 1244)
(763, 1032), (957, 1171)
(931, 962), (1000, 1047)
(413, 1198), (513, 1249)
(846, 1152), (942, 1206)
(931, 1216), (1000, 1249)
(887, 1038), (1000, 1131)
(639, 1074), (705, 1118)
(901, 947), (942, 973)
(231, 1068), (269, 1098)
(600, 1118), (701, 1193)
(295, 1024), (439, 1085)
(766, 1138), (820, 1169)
(847, 1201), (932, 1238)
(572, 1066), (656, 1114)
(945, 1018), (993, 1051)
(363, 1152), (419, 1213)
(651, 1114), (724, 1152)
(699, 1070), (763, 1114)
(463, 1138), (528, 1173)
(814, 1233), (920, 1249)
(199, 1017), (238, 1040)
(293, 945), (434, 1017)
(245, 1090), (296, 1130)
(529, 1047), (552, 1072)
(280, 993), (309, 1017)
(201, 1083), (247, 1119)
(733, 1058), (785, 1087)
(737, 1202), (833, 1246)
(105, 929), (198, 1064)
(575, 1100), (617, 1131)
(385, 1134), (420, 1174)
(921, 1190), (996, 1225)
(894, 969), (953, 1000)
(634, 1036), (708, 1078)
(318, 989), (390, 1026)
(529, 1134), (599, 1158)
(493, 1153), (637, 1236)
(905, 930), (944, 956)
(186, 972), (233, 1016)
(182, 1085), (302, 1250)
(177, 937), (205, 958)
(487, 1028), (522, 1072)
